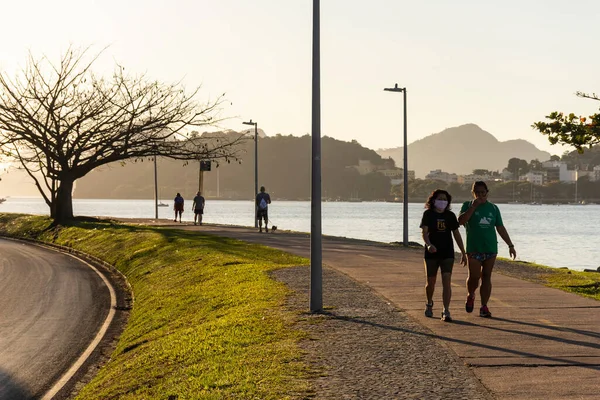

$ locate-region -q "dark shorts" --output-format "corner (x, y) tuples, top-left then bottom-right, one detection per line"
(174, 204), (183, 212)
(468, 253), (497, 262)
(257, 209), (268, 221)
(424, 258), (454, 277)
(194, 208), (203, 215)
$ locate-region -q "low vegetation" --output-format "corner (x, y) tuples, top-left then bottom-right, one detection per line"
(0, 214), (312, 399)
(496, 258), (600, 301)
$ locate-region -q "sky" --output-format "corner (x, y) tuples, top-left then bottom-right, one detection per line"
(1, 0), (600, 157)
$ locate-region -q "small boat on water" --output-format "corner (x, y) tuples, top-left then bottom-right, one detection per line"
(158, 202), (169, 207)
(0, 198), (6, 204)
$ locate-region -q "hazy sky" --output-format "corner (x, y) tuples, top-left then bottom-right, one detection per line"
(2, 0), (600, 156)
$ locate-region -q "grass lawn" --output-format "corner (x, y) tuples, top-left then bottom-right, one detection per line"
(496, 258), (600, 301)
(0, 214), (313, 399)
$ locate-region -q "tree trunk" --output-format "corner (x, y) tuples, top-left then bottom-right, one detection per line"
(53, 179), (74, 224)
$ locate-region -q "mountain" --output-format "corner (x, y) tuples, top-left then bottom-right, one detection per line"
(377, 124), (552, 178)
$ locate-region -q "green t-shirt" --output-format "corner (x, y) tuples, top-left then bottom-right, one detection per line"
(460, 201), (504, 253)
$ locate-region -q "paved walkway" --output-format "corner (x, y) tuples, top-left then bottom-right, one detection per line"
(120, 219), (600, 399)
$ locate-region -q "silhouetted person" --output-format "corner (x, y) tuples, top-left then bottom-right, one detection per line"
(193, 191), (205, 225)
(173, 192), (184, 222)
(255, 186), (271, 233)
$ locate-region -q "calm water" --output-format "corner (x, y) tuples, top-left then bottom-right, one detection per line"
(1, 197), (598, 271)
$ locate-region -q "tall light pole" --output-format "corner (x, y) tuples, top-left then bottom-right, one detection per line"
(310, 0), (323, 312)
(384, 83), (408, 246)
(243, 119), (259, 228)
(153, 154), (158, 219)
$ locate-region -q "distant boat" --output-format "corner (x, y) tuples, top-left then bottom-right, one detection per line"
(158, 202), (169, 207)
(0, 198), (5, 204)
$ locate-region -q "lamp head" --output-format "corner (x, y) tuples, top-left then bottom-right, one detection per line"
(384, 83), (405, 92)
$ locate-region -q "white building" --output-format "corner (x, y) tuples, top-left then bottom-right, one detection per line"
(425, 169), (458, 183)
(591, 165), (600, 182)
(353, 160), (377, 175)
(542, 161), (576, 182)
(457, 174), (494, 185)
(523, 171), (545, 185)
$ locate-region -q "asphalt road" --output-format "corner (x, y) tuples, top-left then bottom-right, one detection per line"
(0, 238), (112, 400)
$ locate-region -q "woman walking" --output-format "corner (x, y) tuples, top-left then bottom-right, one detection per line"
(420, 189), (467, 322)
(459, 181), (517, 318)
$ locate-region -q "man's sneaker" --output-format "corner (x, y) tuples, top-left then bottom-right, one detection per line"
(425, 302), (433, 318)
(465, 295), (475, 313)
(266, 227), (269, 233)
(441, 309), (452, 322)
(479, 305), (492, 318)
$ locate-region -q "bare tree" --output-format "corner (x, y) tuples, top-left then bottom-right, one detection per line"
(0, 47), (245, 224)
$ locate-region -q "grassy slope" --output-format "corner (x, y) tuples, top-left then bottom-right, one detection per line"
(0, 214), (312, 399)
(496, 258), (600, 301)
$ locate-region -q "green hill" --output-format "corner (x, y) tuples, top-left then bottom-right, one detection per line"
(74, 133), (394, 201)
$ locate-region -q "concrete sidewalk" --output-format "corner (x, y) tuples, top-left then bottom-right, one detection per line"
(123, 220), (600, 399)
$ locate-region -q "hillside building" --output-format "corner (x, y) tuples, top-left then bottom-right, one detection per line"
(425, 169), (458, 183)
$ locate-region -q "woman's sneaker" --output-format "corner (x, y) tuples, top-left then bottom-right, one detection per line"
(465, 295), (475, 313)
(479, 305), (492, 318)
(425, 303), (433, 318)
(441, 309), (452, 322)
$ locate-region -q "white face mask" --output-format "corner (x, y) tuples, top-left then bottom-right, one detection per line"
(434, 199), (448, 210)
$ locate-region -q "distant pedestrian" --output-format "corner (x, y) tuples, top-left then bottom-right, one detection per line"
(173, 192), (184, 223)
(193, 191), (205, 225)
(420, 189), (467, 322)
(459, 181), (517, 318)
(255, 186), (271, 233)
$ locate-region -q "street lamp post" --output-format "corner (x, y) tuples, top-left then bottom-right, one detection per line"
(153, 154), (158, 219)
(310, 0), (323, 312)
(384, 83), (408, 246)
(243, 119), (259, 228)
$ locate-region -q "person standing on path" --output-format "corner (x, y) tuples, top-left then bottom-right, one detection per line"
(420, 189), (467, 322)
(192, 191), (205, 226)
(173, 193), (184, 223)
(458, 181), (517, 318)
(255, 186), (271, 233)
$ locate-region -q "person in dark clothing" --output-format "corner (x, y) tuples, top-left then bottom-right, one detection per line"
(173, 193), (184, 222)
(255, 186), (271, 233)
(192, 191), (205, 225)
(420, 189), (467, 322)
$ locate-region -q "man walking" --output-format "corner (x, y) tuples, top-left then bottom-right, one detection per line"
(255, 186), (271, 233)
(173, 193), (184, 223)
(192, 191), (205, 226)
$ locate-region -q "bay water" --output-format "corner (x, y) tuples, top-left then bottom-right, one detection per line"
(2, 197), (598, 272)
